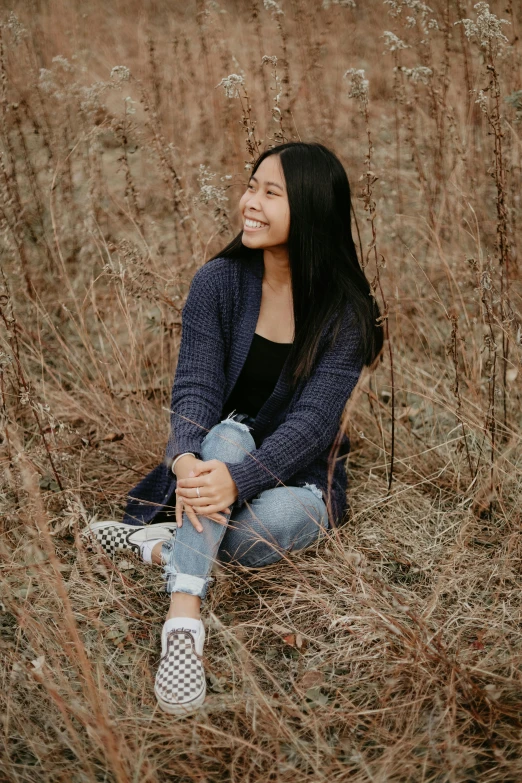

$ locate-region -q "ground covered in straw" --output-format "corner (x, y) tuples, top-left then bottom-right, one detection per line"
(1, 1), (521, 781)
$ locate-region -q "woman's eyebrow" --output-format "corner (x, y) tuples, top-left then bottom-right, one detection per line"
(249, 175), (284, 191)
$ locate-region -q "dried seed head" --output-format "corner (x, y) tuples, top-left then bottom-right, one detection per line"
(263, 0), (284, 16)
(52, 54), (75, 72)
(195, 165), (229, 207)
(454, 2), (511, 55)
(4, 12), (28, 45)
(383, 1), (438, 37)
(343, 68), (369, 109)
(382, 30), (409, 52)
(216, 73), (245, 99)
(322, 0), (356, 9)
(384, 0), (434, 17)
(110, 65), (130, 82)
(396, 65), (433, 84)
(124, 96), (137, 115)
(474, 89), (489, 114)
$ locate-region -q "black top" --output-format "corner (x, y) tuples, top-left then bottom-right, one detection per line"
(221, 332), (293, 422)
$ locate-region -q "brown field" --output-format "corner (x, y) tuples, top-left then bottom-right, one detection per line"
(1, 1), (521, 781)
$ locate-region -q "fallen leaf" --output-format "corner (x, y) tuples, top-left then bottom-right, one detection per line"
(272, 623), (292, 636)
(31, 656), (45, 671)
(305, 686), (329, 706)
(106, 621), (129, 644)
(346, 551), (362, 567)
(208, 671), (227, 693)
(484, 684), (501, 700)
(14, 585), (34, 599)
(397, 404), (421, 421)
(101, 432), (124, 442)
(117, 559), (135, 571)
(39, 475), (61, 492)
(300, 670), (324, 689)
(282, 633), (296, 647)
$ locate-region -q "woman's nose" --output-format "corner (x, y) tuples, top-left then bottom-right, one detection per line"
(245, 192), (261, 209)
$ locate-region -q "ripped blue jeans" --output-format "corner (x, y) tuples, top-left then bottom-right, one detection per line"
(160, 412), (329, 602)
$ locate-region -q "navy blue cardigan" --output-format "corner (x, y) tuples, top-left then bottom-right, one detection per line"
(122, 253), (364, 529)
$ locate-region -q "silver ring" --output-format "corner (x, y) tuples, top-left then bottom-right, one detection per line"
(196, 486), (201, 498)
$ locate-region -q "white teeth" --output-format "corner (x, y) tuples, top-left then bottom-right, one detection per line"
(245, 219), (267, 228)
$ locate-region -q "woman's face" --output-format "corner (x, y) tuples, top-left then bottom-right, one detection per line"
(239, 155), (290, 250)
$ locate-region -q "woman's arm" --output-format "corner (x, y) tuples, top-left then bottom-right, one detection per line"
(221, 306), (364, 504)
(164, 262), (227, 468)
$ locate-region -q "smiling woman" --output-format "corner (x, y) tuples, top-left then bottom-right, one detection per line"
(241, 157), (290, 267)
(84, 141), (384, 717)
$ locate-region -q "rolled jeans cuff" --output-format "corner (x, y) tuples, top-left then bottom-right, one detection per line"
(163, 571), (215, 601)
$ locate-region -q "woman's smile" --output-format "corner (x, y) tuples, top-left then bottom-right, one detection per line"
(244, 217), (269, 231)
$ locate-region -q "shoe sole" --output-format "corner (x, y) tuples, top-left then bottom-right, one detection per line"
(82, 521), (176, 557)
(83, 520), (177, 536)
(154, 683), (207, 716)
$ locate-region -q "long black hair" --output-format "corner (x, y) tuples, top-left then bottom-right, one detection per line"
(208, 141), (384, 390)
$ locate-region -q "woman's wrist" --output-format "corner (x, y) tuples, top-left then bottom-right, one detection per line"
(171, 452), (196, 476)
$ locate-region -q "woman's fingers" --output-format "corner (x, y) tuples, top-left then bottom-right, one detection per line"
(176, 475), (210, 489)
(175, 487), (212, 505)
(176, 493), (184, 528)
(178, 493), (230, 512)
(176, 489), (232, 515)
(182, 500), (201, 529)
(202, 511), (227, 525)
(184, 503), (204, 533)
(188, 504), (232, 529)
(200, 508), (224, 524)
(209, 513), (228, 524)
(175, 499), (233, 532)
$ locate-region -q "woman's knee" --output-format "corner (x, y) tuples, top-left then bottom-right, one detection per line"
(217, 485), (329, 568)
(200, 417), (256, 464)
(255, 485), (328, 535)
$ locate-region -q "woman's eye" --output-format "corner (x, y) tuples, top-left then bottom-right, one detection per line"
(247, 184), (275, 196)
(247, 185), (277, 196)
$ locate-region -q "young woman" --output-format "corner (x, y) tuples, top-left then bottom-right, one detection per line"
(84, 141), (383, 717)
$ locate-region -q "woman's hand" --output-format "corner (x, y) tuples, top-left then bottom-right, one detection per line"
(175, 491), (231, 533)
(175, 459), (238, 531)
(173, 456), (232, 533)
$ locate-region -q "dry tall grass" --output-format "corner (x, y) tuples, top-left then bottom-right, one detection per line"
(1, 1), (521, 781)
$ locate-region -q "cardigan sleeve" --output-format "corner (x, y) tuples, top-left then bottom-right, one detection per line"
(164, 262), (227, 467)
(222, 306), (364, 504)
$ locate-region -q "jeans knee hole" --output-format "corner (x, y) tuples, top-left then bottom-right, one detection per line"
(219, 413), (252, 433)
(302, 482), (324, 502)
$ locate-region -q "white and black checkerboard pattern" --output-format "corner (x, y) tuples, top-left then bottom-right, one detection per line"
(88, 527), (140, 557)
(155, 631), (205, 707)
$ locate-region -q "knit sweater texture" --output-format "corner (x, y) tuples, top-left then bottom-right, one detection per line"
(122, 252), (364, 529)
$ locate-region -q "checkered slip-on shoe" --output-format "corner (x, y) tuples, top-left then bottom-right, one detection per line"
(82, 520), (176, 559)
(154, 620), (207, 716)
